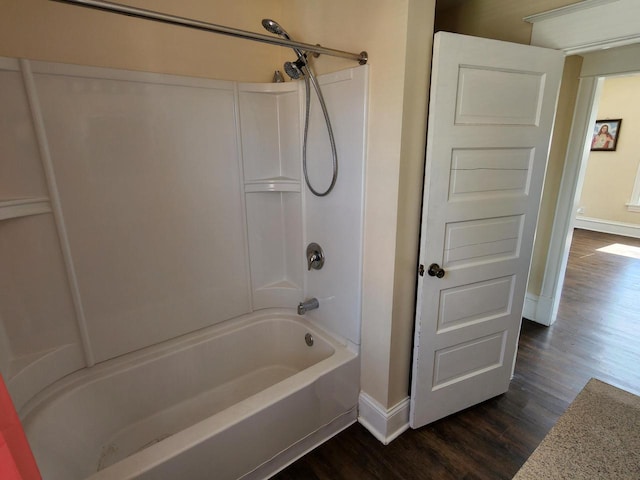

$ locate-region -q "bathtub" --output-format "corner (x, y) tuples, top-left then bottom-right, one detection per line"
(21, 310), (359, 480)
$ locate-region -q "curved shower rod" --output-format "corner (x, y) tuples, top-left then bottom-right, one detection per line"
(51, 0), (368, 65)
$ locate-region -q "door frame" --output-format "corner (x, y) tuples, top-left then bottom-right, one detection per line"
(524, 2), (640, 325)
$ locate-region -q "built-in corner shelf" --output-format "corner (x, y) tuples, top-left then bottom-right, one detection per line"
(0, 197), (51, 221)
(238, 81), (303, 310)
(244, 177), (301, 193)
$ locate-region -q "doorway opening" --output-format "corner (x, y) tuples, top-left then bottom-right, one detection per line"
(573, 74), (640, 240)
(537, 49), (640, 327)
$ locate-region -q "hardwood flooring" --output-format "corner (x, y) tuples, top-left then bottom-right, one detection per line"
(273, 229), (640, 479)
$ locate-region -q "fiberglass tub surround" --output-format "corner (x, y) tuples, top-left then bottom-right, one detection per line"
(0, 54), (367, 478)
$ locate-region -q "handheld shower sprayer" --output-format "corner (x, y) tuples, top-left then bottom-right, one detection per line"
(261, 18), (338, 197)
(261, 19), (307, 63)
(261, 19), (288, 38)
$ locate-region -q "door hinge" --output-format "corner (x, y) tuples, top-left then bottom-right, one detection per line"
(419, 264), (425, 276)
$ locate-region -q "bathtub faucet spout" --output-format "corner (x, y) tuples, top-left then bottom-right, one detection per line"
(297, 298), (319, 315)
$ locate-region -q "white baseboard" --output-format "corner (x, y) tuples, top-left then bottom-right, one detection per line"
(523, 293), (553, 326)
(523, 294), (538, 321)
(358, 392), (410, 445)
(575, 216), (640, 239)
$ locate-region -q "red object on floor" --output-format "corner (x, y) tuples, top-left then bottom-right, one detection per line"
(1, 432), (23, 480)
(0, 374), (41, 480)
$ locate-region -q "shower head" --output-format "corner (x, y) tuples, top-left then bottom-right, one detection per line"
(261, 19), (290, 39)
(284, 61), (303, 80)
(262, 18), (306, 62)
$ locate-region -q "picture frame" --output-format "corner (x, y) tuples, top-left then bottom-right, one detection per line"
(591, 119), (622, 151)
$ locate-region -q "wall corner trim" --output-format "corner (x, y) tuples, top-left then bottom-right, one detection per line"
(358, 392), (410, 445)
(523, 293), (554, 326)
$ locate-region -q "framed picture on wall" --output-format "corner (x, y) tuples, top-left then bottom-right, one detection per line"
(591, 119), (622, 151)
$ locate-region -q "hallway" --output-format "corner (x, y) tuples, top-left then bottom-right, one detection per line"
(274, 228), (640, 479)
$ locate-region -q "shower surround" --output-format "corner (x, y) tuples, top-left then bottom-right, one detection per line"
(0, 57), (367, 478)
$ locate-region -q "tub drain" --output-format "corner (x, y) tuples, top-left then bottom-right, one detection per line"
(305, 333), (314, 346)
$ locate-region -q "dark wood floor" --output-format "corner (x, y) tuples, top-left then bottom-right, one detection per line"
(273, 229), (640, 479)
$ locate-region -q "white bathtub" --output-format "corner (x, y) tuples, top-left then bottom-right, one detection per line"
(21, 310), (359, 480)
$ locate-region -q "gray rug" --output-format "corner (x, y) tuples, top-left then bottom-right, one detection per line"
(513, 378), (640, 479)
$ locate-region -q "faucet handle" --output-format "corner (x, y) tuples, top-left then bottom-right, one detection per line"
(307, 242), (325, 271)
(308, 252), (321, 270)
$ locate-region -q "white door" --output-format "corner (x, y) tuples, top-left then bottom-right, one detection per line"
(410, 32), (564, 428)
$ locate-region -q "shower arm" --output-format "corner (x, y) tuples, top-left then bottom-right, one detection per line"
(50, 0), (368, 65)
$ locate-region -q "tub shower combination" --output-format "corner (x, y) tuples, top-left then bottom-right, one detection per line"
(0, 3), (368, 479)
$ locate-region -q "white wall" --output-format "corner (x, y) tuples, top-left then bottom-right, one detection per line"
(33, 64), (251, 363)
(303, 67), (368, 345)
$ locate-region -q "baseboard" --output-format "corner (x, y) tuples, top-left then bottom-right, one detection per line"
(523, 294), (538, 322)
(574, 216), (640, 239)
(358, 392), (410, 445)
(523, 293), (553, 326)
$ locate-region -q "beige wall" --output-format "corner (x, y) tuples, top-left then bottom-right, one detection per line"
(389, 0), (435, 407)
(388, 0), (434, 406)
(435, 0), (584, 297)
(579, 75), (640, 224)
(0, 0), (282, 82)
